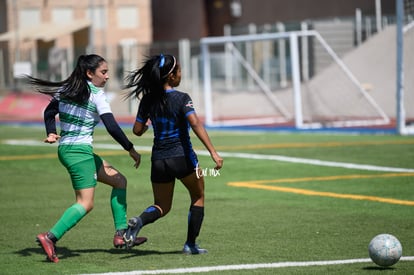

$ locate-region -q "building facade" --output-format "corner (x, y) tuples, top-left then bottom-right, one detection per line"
(152, 0), (396, 40)
(0, 0), (152, 88)
(0, 0), (397, 90)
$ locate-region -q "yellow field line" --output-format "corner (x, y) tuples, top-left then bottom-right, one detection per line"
(228, 173), (414, 206)
(0, 153), (57, 160)
(229, 173), (414, 185)
(0, 150), (133, 161)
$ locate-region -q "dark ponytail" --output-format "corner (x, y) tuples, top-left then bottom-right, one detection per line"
(26, 54), (106, 104)
(124, 54), (177, 115)
(124, 54), (177, 100)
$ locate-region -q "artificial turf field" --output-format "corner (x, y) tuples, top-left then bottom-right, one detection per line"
(0, 124), (413, 274)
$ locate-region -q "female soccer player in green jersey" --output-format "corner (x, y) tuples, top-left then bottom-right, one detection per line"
(26, 54), (145, 263)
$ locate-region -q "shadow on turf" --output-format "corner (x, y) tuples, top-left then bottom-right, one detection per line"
(16, 246), (182, 262)
(362, 266), (396, 271)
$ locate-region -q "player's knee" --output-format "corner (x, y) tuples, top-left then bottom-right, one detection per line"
(114, 173), (127, 189)
(119, 174), (127, 188)
(80, 201), (94, 212)
(192, 189), (204, 201)
(86, 204), (94, 213)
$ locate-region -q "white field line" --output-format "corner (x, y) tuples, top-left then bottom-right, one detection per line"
(3, 139), (414, 173)
(201, 151), (414, 173)
(79, 257), (414, 275)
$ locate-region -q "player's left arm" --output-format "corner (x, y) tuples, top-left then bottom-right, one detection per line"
(183, 93), (223, 170)
(101, 112), (141, 168)
(100, 113), (134, 151)
(187, 112), (223, 170)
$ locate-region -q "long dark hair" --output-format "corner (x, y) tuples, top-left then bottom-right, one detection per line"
(124, 54), (177, 107)
(124, 54), (177, 116)
(26, 54), (106, 104)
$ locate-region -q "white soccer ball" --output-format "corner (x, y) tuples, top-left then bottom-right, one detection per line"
(368, 234), (402, 267)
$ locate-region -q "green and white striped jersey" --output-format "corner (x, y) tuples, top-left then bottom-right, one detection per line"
(58, 82), (112, 146)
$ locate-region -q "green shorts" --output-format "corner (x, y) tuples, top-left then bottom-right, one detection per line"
(58, 144), (103, 190)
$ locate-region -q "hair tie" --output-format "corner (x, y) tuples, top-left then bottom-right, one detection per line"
(159, 54), (165, 68)
(162, 55), (177, 78)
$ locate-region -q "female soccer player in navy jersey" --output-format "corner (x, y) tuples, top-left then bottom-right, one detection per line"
(26, 54), (146, 263)
(123, 54), (223, 254)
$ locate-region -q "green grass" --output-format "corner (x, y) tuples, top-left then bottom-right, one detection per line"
(1, 124), (414, 274)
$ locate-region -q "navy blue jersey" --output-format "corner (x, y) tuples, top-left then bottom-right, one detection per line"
(136, 89), (196, 161)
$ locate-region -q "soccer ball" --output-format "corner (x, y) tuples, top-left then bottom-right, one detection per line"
(368, 234), (402, 267)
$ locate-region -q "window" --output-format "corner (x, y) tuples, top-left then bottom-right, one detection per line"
(51, 8), (73, 24)
(87, 6), (106, 30)
(19, 8), (40, 28)
(117, 6), (138, 29)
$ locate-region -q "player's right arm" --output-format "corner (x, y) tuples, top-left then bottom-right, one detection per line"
(132, 97), (149, 136)
(43, 98), (60, 143)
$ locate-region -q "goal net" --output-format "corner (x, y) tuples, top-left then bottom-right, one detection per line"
(200, 28), (391, 129)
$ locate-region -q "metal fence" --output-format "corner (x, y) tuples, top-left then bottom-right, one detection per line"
(1, 15), (399, 93)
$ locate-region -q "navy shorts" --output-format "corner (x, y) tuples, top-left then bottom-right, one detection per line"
(151, 156), (197, 183)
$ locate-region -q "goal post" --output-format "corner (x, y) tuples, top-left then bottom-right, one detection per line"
(200, 31), (296, 127)
(200, 30), (390, 129)
(396, 0), (414, 135)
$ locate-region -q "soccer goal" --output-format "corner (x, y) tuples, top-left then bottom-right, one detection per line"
(200, 27), (391, 129)
(396, 0), (414, 135)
